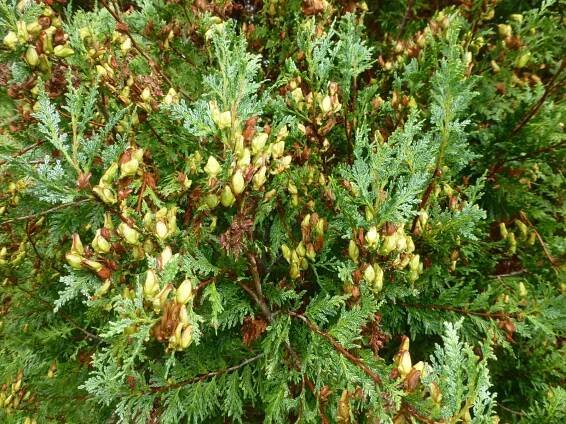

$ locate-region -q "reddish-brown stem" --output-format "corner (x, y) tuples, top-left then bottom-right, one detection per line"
(396, 0), (415, 41)
(135, 178), (146, 213)
(418, 171), (438, 211)
(289, 311), (382, 386)
(99, 0), (189, 98)
(146, 120), (166, 146)
(411, 167), (440, 233)
(533, 230), (559, 269)
(238, 252), (274, 322)
(0, 140), (45, 166)
(14, 284), (102, 342)
(150, 353), (264, 393)
(511, 57), (566, 136)
(60, 111), (105, 128)
(194, 277), (215, 293)
(519, 213), (559, 269)
(400, 400), (440, 424)
(192, 276), (217, 305)
(500, 139), (566, 165)
(304, 377), (330, 424)
(247, 252), (264, 300)
(238, 281), (273, 322)
(0, 198), (92, 225)
(401, 302), (520, 320)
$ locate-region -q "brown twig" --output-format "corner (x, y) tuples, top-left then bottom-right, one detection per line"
(135, 177), (146, 213)
(411, 168), (441, 233)
(25, 221), (44, 263)
(417, 170), (439, 211)
(396, 0), (415, 41)
(511, 57), (566, 136)
(14, 284), (102, 342)
(240, 250), (311, 388)
(237, 252), (275, 322)
(289, 311), (382, 386)
(490, 68), (565, 176)
(401, 303), (519, 320)
(194, 277), (216, 294)
(150, 353), (264, 393)
(241, 252), (381, 417)
(401, 400), (441, 424)
(247, 253), (264, 301)
(533, 230), (559, 269)
(146, 120), (166, 146)
(60, 111), (105, 128)
(192, 276), (217, 305)
(0, 198), (93, 225)
(519, 213), (559, 269)
(238, 251), (310, 388)
(490, 269), (526, 278)
(463, 0), (489, 52)
(498, 403), (526, 417)
(500, 139), (566, 165)
(0, 140), (45, 166)
(304, 377), (330, 424)
(238, 281), (273, 322)
(99, 0), (189, 99)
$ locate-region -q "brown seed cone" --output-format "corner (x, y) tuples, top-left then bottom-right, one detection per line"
(404, 369), (421, 392)
(96, 267), (112, 280)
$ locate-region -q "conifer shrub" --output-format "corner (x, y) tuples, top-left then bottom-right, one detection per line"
(0, 0), (564, 422)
